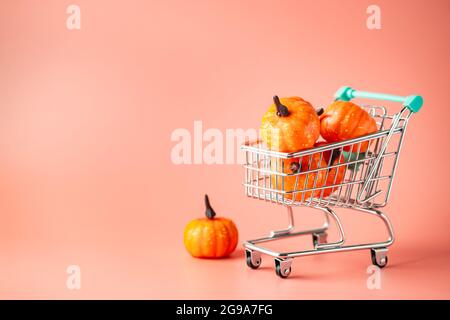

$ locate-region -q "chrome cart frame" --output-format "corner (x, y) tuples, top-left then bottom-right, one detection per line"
(241, 86), (423, 278)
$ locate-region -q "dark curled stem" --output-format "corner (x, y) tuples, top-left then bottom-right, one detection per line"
(290, 162), (300, 173)
(316, 108), (324, 116)
(273, 96), (290, 117)
(204, 194), (216, 219)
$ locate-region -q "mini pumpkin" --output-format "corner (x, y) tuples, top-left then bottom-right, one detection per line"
(184, 195), (238, 258)
(318, 101), (377, 152)
(260, 96), (320, 152)
(314, 142), (346, 197)
(270, 154), (327, 201)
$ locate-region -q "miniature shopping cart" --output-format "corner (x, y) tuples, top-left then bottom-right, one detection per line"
(241, 86), (423, 278)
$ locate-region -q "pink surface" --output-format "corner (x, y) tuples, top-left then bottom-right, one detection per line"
(1, 0), (449, 299)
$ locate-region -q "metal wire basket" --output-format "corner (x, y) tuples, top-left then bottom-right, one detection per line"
(241, 86), (423, 278)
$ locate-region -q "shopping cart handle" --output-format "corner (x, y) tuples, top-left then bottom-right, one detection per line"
(335, 86), (423, 113)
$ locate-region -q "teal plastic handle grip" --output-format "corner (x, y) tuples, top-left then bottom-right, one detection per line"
(335, 86), (423, 113)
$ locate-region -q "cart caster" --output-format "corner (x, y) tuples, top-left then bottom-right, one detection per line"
(274, 258), (292, 279)
(245, 250), (262, 269)
(312, 232), (328, 247)
(371, 248), (388, 268)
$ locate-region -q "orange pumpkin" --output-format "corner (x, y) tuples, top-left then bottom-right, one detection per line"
(270, 154), (327, 201)
(184, 195), (238, 258)
(314, 142), (346, 197)
(261, 96), (320, 152)
(318, 101), (377, 152)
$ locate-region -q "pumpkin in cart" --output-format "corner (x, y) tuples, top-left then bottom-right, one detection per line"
(270, 153), (327, 201)
(184, 195), (238, 258)
(260, 96), (320, 152)
(314, 141), (347, 197)
(318, 101), (377, 152)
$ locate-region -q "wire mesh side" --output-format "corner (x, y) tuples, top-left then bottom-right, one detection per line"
(242, 106), (410, 208)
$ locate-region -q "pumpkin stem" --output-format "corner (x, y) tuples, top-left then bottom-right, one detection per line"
(273, 96), (290, 117)
(204, 194), (216, 219)
(290, 162), (300, 173)
(316, 108), (324, 116)
(330, 149), (341, 164)
(327, 149), (342, 172)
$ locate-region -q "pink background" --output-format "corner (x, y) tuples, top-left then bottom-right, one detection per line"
(1, 0), (449, 299)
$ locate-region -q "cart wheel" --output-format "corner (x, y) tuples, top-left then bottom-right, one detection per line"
(371, 248), (388, 268)
(312, 232), (328, 247)
(274, 259), (292, 279)
(245, 250), (261, 269)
